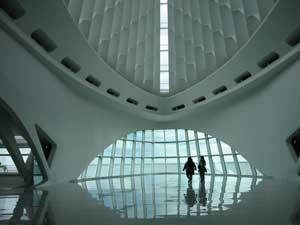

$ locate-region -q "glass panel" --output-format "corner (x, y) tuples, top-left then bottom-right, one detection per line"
(189, 141), (197, 156)
(178, 142), (187, 156)
(256, 169), (263, 176)
(134, 158), (141, 174)
(124, 158), (132, 175)
(0, 155), (17, 173)
(144, 130), (152, 142)
(144, 158), (152, 174)
(19, 148), (31, 154)
(103, 145), (112, 157)
(135, 142), (142, 157)
(154, 143), (165, 157)
(100, 158), (110, 177)
(164, 129), (175, 141)
(87, 158), (98, 178)
(237, 155), (253, 176)
(154, 158), (165, 173)
(144, 143), (152, 157)
(113, 158), (121, 176)
(115, 141), (123, 157)
(160, 29), (168, 50)
(198, 139), (208, 155)
(0, 148), (8, 154)
(177, 129), (186, 141)
(165, 143), (176, 157)
(212, 156), (223, 174)
(197, 132), (205, 139)
(136, 131), (143, 141)
(209, 138), (219, 155)
(154, 130), (164, 142)
(126, 133), (134, 140)
(224, 155), (237, 175)
(166, 158), (177, 173)
(187, 130), (195, 140)
(125, 141), (133, 157)
(160, 4), (168, 28)
(221, 141), (232, 154)
(160, 53), (169, 71)
(239, 177), (253, 192)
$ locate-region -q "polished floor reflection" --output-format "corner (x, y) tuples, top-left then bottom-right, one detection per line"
(0, 175), (300, 225)
(78, 174), (262, 219)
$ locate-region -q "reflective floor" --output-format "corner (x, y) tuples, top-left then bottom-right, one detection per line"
(0, 175), (300, 225)
(78, 174), (262, 219)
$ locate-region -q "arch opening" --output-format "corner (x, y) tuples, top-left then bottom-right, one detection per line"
(79, 129), (263, 180)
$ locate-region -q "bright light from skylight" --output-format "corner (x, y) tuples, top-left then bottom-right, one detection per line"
(160, 0), (169, 93)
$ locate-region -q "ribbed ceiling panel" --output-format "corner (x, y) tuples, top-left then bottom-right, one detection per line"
(66, 0), (160, 93)
(168, 0), (276, 93)
(65, 0), (276, 95)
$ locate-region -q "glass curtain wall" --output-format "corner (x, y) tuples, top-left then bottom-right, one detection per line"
(0, 136), (31, 174)
(80, 129), (262, 179)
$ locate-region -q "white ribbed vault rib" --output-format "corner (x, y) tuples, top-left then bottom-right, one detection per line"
(168, 0), (276, 93)
(66, 0), (160, 93)
(65, 0), (276, 95)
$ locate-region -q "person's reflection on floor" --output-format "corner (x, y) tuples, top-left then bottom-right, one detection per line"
(198, 182), (207, 206)
(184, 182), (197, 207)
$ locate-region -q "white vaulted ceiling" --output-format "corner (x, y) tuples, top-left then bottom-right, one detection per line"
(64, 0), (276, 96)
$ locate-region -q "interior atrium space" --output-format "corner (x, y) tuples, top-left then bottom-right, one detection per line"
(0, 0), (300, 225)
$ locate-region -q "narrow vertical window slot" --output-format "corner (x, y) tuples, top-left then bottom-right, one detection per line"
(160, 0), (169, 93)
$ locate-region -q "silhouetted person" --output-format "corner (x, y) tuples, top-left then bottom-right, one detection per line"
(198, 182), (207, 206)
(184, 182), (197, 207)
(183, 157), (196, 182)
(198, 156), (207, 183)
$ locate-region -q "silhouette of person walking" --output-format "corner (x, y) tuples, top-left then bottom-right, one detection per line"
(198, 156), (207, 183)
(183, 157), (196, 182)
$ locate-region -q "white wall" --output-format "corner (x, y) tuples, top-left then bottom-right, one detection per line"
(168, 59), (300, 179)
(0, 25), (299, 184)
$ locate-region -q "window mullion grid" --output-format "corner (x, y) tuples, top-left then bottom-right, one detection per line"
(131, 176), (137, 218)
(152, 173), (156, 217)
(220, 176), (227, 210)
(141, 174), (146, 218)
(232, 151), (241, 176)
(177, 173), (181, 216)
(194, 131), (201, 161)
(185, 129), (191, 156)
(83, 167), (88, 179)
(96, 156), (102, 178)
(151, 130), (154, 174)
(235, 176), (241, 204)
(131, 134), (136, 176)
(163, 129), (166, 173)
(250, 164), (257, 177)
(120, 140), (126, 176)
(175, 129), (181, 174)
(205, 134), (215, 174)
(109, 143), (116, 177)
(120, 177), (128, 218)
(96, 178), (102, 195)
(141, 131), (145, 175)
(207, 175), (214, 214)
(217, 139), (227, 175)
(109, 178), (117, 210)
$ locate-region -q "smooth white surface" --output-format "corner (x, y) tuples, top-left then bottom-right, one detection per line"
(0, 175), (300, 225)
(0, 23), (299, 183)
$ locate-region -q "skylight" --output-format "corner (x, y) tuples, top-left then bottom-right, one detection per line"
(160, 0), (169, 93)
